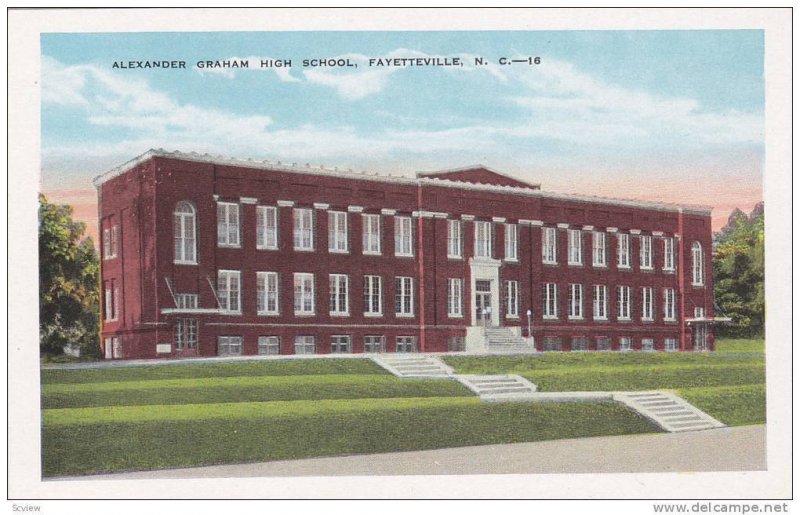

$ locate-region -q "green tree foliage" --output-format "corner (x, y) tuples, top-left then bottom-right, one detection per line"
(713, 202), (764, 338)
(39, 194), (101, 357)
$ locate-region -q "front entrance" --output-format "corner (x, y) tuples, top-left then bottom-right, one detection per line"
(693, 324), (709, 351)
(475, 280), (493, 326)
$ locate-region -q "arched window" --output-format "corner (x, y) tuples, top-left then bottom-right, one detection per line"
(691, 241), (704, 286)
(174, 201), (196, 263)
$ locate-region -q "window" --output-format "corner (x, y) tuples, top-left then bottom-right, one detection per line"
(175, 293), (198, 309)
(331, 335), (352, 354)
(665, 338), (678, 352)
(596, 337), (611, 351)
(293, 208), (314, 251)
(175, 319), (198, 350)
(691, 241), (704, 285)
(642, 287), (654, 321)
(592, 232), (606, 267)
(173, 203), (196, 263)
(362, 214), (381, 254)
(447, 336), (466, 352)
(257, 272), (279, 315)
(504, 224), (518, 261)
(293, 273), (315, 315)
(640, 235), (653, 270)
(641, 338), (654, 352)
(568, 284), (583, 320)
(543, 283), (558, 319)
(329, 274), (349, 316)
(663, 288), (676, 321)
(593, 285), (608, 320)
(663, 237), (675, 271)
(104, 224), (119, 260)
(395, 276), (414, 316)
(694, 307), (706, 318)
(258, 336), (280, 355)
(217, 270), (241, 313)
(364, 275), (383, 316)
(616, 285), (631, 320)
(617, 233), (630, 268)
(328, 211), (349, 253)
(447, 219), (462, 258)
(474, 221), (492, 258)
(396, 336), (416, 353)
(364, 335), (385, 353)
(111, 225), (119, 257)
(447, 278), (463, 318)
(542, 227), (557, 264)
(543, 336), (561, 352)
(394, 216), (413, 256)
(217, 336), (242, 356)
(619, 337), (632, 352)
(505, 280), (519, 318)
(295, 335), (316, 355)
(568, 229), (583, 265)
(571, 337), (588, 352)
(217, 202), (240, 247)
(256, 206), (278, 250)
(104, 284), (113, 321)
(114, 287), (120, 321)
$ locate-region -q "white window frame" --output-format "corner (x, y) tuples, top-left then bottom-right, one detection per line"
(447, 278), (463, 318)
(593, 285), (608, 320)
(174, 202), (196, 264)
(592, 231), (606, 267)
(217, 202), (240, 247)
(543, 283), (558, 319)
(447, 219), (462, 258)
(364, 335), (385, 353)
(293, 208), (314, 251)
(103, 228), (111, 260)
(328, 211), (349, 253)
(257, 271), (279, 315)
(617, 233), (630, 268)
(568, 283), (583, 320)
(571, 337), (588, 352)
(596, 337), (611, 352)
(691, 241), (704, 286)
(665, 338), (678, 352)
(258, 335), (280, 355)
(663, 288), (676, 321)
(395, 276), (414, 316)
(641, 338), (655, 352)
(175, 293), (198, 310)
(329, 274), (350, 316)
(256, 206), (278, 250)
(568, 229), (583, 266)
(362, 214), (381, 255)
(104, 286), (113, 321)
(616, 285), (631, 320)
(364, 275), (383, 316)
(394, 216), (414, 257)
(217, 336), (242, 356)
(694, 307), (706, 318)
(330, 335), (352, 354)
(663, 237), (675, 272)
(542, 227), (557, 264)
(642, 287), (654, 321)
(111, 225), (119, 258)
(505, 280), (519, 318)
(294, 335), (316, 355)
(640, 235), (654, 270)
(396, 336), (416, 353)
(504, 223), (518, 262)
(474, 220), (492, 258)
(293, 273), (315, 315)
(217, 270), (241, 314)
(175, 318), (198, 350)
(619, 337), (632, 352)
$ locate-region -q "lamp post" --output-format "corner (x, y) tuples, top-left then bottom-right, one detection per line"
(527, 309), (532, 338)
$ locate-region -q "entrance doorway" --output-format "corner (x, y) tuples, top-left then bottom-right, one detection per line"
(693, 324), (709, 351)
(475, 280), (492, 326)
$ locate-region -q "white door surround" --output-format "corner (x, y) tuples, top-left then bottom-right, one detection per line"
(469, 257), (501, 327)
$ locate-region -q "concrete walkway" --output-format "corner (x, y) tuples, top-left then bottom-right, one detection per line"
(70, 425), (765, 480)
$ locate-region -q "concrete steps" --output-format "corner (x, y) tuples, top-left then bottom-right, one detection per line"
(483, 328), (536, 353)
(371, 354), (454, 378)
(614, 391), (726, 433)
(455, 374), (538, 401)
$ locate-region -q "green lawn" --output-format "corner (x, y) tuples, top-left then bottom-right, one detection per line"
(715, 338), (765, 354)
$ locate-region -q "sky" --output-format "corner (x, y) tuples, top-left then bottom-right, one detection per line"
(40, 30), (765, 240)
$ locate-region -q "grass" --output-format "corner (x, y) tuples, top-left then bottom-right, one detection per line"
(678, 384), (766, 427)
(715, 338), (765, 354)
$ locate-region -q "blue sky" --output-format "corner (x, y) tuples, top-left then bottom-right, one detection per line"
(40, 30), (764, 231)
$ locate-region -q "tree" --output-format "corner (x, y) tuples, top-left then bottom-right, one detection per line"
(39, 194), (101, 357)
(713, 202), (765, 338)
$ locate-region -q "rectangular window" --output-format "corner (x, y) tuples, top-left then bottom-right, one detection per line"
(617, 233), (630, 268)
(293, 208), (314, 251)
(256, 272), (279, 315)
(217, 270), (241, 313)
(619, 337), (632, 352)
(331, 335), (352, 354)
(447, 219), (462, 258)
(571, 337), (588, 352)
(504, 224), (518, 261)
(217, 202), (240, 247)
(103, 228), (111, 259)
(663, 288), (676, 321)
(447, 278), (463, 318)
(568, 284), (583, 320)
(394, 216), (413, 256)
(542, 283), (558, 319)
(258, 336), (280, 355)
(592, 231), (606, 266)
(616, 285), (631, 320)
(642, 338), (655, 352)
(217, 336), (242, 356)
(104, 285), (112, 321)
(113, 286), (120, 321)
(294, 335), (316, 355)
(474, 221), (492, 258)
(642, 287), (654, 321)
(505, 280), (519, 318)
(663, 237), (675, 271)
(256, 206), (278, 250)
(543, 336), (561, 352)
(640, 235), (653, 270)
(694, 307), (706, 318)
(111, 225), (118, 258)
(175, 293), (198, 309)
(664, 338), (678, 352)
(396, 336), (416, 353)
(395, 276), (414, 316)
(364, 275), (383, 316)
(568, 229), (583, 265)
(328, 211), (349, 253)
(448, 336), (466, 352)
(293, 273), (315, 315)
(364, 335), (385, 353)
(175, 319), (198, 350)
(593, 285), (608, 320)
(362, 214), (381, 255)
(329, 274), (349, 316)
(542, 227), (557, 264)
(596, 337), (611, 351)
